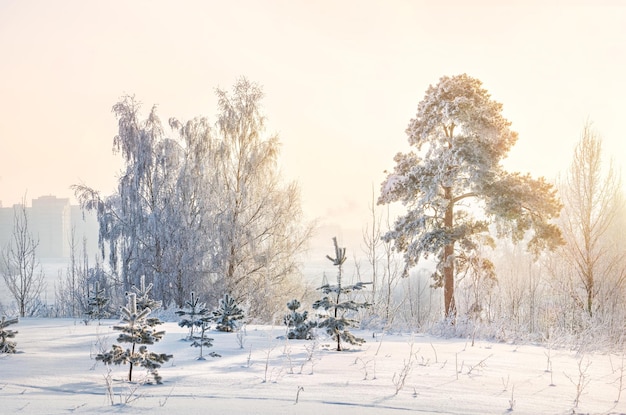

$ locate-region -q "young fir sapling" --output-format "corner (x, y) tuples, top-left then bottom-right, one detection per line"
(313, 237), (371, 351)
(176, 292), (219, 360)
(96, 293), (172, 384)
(213, 293), (244, 332)
(85, 281), (110, 324)
(177, 291), (209, 340)
(192, 319), (220, 360)
(0, 316), (18, 353)
(284, 299), (316, 340)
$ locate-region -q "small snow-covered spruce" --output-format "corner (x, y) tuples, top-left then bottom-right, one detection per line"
(96, 293), (172, 384)
(0, 316), (19, 353)
(284, 299), (316, 340)
(191, 319), (220, 360)
(85, 281), (110, 324)
(176, 291), (210, 340)
(213, 293), (244, 332)
(176, 292), (220, 360)
(313, 237), (371, 351)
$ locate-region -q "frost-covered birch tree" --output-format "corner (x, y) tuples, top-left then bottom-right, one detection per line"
(75, 79), (311, 316)
(205, 79), (313, 320)
(378, 74), (563, 319)
(74, 97), (186, 305)
(358, 189), (403, 327)
(557, 123), (625, 318)
(167, 116), (215, 307)
(55, 230), (92, 318)
(0, 200), (45, 317)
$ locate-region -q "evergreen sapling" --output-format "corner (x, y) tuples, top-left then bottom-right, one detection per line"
(176, 291), (209, 340)
(284, 299), (316, 340)
(0, 316), (18, 353)
(213, 293), (244, 332)
(96, 293), (172, 384)
(85, 281), (110, 324)
(313, 237), (371, 351)
(191, 319), (220, 360)
(176, 292), (219, 360)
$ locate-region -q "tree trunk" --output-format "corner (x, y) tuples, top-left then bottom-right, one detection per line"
(335, 285), (341, 351)
(443, 186), (456, 319)
(129, 342), (136, 382)
(586, 273), (593, 317)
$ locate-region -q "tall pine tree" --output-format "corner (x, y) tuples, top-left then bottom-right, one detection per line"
(379, 74), (562, 318)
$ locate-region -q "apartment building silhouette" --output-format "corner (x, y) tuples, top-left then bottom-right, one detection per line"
(0, 195), (98, 260)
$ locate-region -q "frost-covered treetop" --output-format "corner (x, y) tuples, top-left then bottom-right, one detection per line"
(382, 74), (521, 207)
(408, 74), (517, 152)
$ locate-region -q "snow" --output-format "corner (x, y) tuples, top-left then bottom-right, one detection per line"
(2, 318), (626, 414)
(380, 174), (405, 201)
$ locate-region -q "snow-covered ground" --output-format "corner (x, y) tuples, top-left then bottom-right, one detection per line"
(2, 318), (626, 414)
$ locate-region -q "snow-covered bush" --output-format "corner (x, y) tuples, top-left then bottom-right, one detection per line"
(284, 299), (316, 340)
(0, 316), (18, 353)
(213, 294), (244, 332)
(96, 293), (172, 384)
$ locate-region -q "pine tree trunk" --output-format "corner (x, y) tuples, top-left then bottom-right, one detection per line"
(129, 342), (136, 382)
(335, 287), (341, 351)
(443, 186), (456, 319)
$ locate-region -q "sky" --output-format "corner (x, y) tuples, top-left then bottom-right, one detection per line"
(1, 0), (625, 254)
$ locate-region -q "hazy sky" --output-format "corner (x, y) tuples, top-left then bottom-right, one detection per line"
(1, 0), (625, 249)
